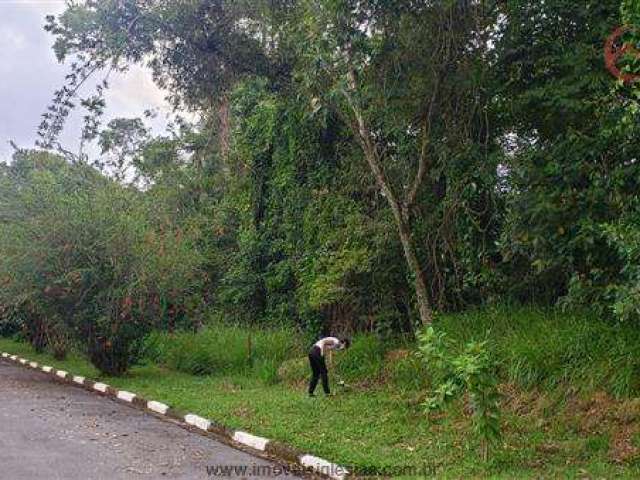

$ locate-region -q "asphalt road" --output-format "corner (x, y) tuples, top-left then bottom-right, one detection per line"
(0, 360), (301, 480)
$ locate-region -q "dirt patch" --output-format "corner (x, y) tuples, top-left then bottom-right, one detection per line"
(385, 349), (411, 362)
(232, 405), (254, 420)
(610, 424), (640, 464)
(535, 442), (561, 455)
(500, 383), (551, 419)
(567, 391), (615, 435)
(501, 385), (640, 465)
(559, 391), (640, 464)
(614, 398), (640, 425)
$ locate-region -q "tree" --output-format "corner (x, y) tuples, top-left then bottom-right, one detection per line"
(495, 0), (640, 306)
(44, 0), (501, 329)
(40, 0), (286, 151)
(97, 117), (150, 182)
(288, 1), (495, 325)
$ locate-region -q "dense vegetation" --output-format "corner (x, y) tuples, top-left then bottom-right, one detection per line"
(4, 0), (637, 356)
(2, 0), (640, 475)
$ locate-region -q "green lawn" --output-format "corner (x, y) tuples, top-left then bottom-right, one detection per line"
(2, 330), (640, 479)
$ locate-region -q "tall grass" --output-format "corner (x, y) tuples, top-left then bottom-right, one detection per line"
(143, 324), (301, 383)
(141, 306), (640, 397)
(335, 334), (385, 383)
(437, 305), (640, 397)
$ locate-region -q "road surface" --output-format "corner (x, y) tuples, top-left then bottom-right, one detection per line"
(0, 360), (301, 480)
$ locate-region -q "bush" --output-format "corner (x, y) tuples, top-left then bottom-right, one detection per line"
(45, 315), (70, 360)
(24, 313), (48, 353)
(601, 204), (640, 323)
(386, 352), (430, 392)
(0, 305), (22, 338)
(167, 335), (222, 375)
(0, 152), (205, 375)
(418, 327), (501, 462)
(253, 358), (281, 385)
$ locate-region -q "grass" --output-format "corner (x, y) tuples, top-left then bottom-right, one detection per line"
(2, 307), (640, 478)
(144, 325), (300, 382)
(438, 306), (640, 397)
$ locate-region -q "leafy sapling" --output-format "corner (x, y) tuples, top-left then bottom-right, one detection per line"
(418, 327), (501, 462)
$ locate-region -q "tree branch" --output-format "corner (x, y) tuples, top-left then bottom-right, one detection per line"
(404, 78), (439, 215)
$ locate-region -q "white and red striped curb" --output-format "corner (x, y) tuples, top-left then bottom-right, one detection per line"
(0, 351), (349, 480)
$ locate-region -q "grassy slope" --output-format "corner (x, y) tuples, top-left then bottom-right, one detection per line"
(2, 307), (640, 479)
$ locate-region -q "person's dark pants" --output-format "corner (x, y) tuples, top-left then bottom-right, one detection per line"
(308, 345), (330, 395)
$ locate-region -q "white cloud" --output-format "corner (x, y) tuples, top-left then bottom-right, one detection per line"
(0, 0), (186, 160)
(0, 26), (27, 51)
(5, 0), (66, 16)
(107, 65), (171, 118)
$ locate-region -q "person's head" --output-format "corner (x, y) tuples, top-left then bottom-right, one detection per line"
(341, 338), (351, 349)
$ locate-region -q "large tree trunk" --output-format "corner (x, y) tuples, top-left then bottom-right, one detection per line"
(353, 116), (433, 326)
(395, 214), (433, 326)
(344, 72), (434, 327)
(380, 181), (433, 327)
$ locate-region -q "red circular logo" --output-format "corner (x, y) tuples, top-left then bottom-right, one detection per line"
(605, 25), (640, 84)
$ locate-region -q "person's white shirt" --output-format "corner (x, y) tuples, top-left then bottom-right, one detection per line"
(313, 337), (344, 356)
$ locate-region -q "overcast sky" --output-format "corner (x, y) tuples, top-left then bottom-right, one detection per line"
(0, 0), (173, 162)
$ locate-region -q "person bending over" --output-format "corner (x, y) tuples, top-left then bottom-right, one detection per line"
(308, 336), (350, 397)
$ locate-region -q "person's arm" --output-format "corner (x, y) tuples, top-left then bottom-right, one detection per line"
(324, 337), (344, 351)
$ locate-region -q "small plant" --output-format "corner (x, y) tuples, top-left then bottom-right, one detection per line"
(23, 308), (49, 354)
(418, 327), (501, 461)
(46, 315), (69, 360)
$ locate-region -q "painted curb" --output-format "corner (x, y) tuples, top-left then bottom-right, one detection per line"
(93, 382), (109, 393)
(0, 351), (350, 479)
(147, 400), (169, 415)
(117, 390), (136, 402)
(301, 455), (349, 480)
(185, 413), (211, 431)
(234, 430), (270, 451)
